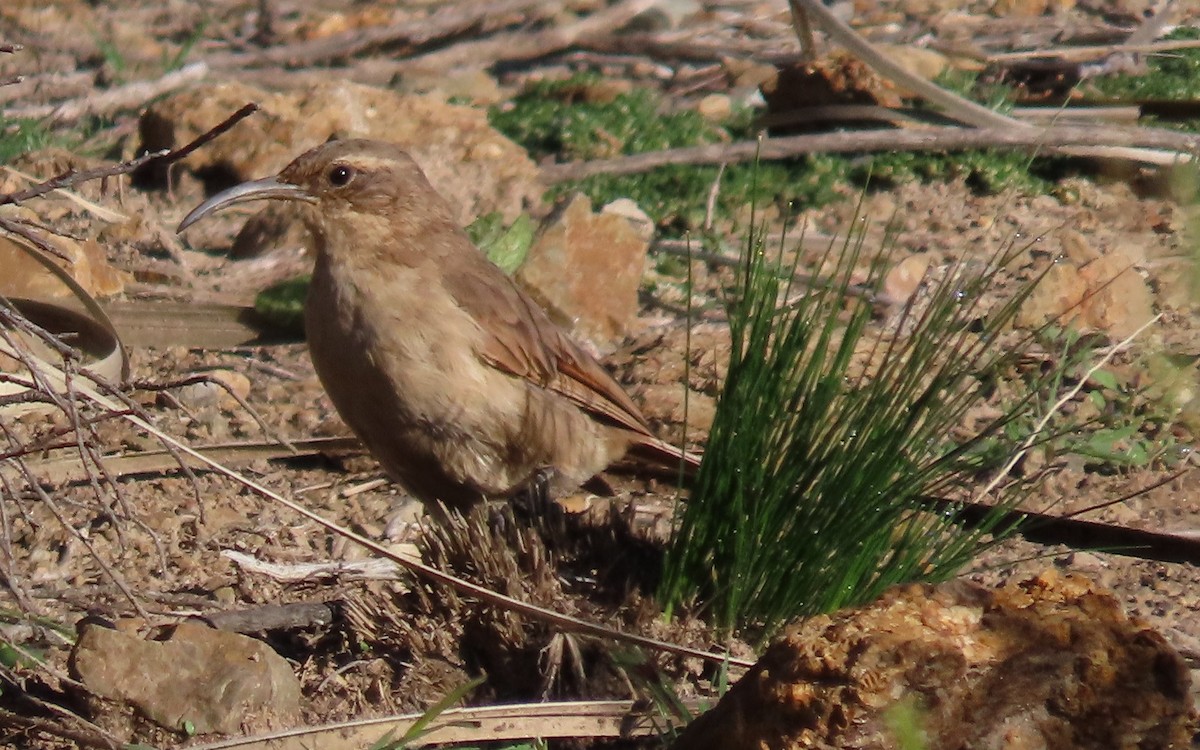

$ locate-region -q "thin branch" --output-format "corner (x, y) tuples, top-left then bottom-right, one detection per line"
(390, 0), (656, 73)
(544, 124), (1200, 183)
(987, 38), (1200, 64)
(541, 124), (1200, 182)
(0, 103), (258, 207)
(205, 0), (544, 69)
(0, 216), (72, 262)
(974, 315), (1162, 503)
(1, 62), (207, 124)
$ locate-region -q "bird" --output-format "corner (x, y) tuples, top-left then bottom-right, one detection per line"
(178, 139), (699, 512)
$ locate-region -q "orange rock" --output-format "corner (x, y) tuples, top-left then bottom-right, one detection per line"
(516, 193), (650, 352)
(672, 573), (1194, 750)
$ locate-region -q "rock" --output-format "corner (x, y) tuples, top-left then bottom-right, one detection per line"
(601, 198), (655, 242)
(70, 621), (300, 735)
(1077, 251), (1156, 340)
(1059, 228), (1102, 265)
(671, 571), (1195, 750)
(140, 80), (541, 226)
(1016, 260), (1086, 330)
(1017, 250), (1155, 340)
(176, 369), (252, 410)
(697, 93), (732, 122)
(395, 67), (506, 106)
(0, 223), (128, 300)
(883, 253), (932, 303)
(872, 44), (950, 84)
(761, 53), (905, 123)
(516, 194), (651, 351)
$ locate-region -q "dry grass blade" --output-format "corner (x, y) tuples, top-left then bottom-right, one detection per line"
(185, 700), (692, 750)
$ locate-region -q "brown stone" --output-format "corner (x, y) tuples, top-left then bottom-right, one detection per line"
(883, 253), (932, 304)
(70, 621), (300, 735)
(140, 80), (540, 226)
(1077, 251), (1156, 340)
(672, 572), (1195, 750)
(0, 225), (127, 300)
(516, 193), (651, 351)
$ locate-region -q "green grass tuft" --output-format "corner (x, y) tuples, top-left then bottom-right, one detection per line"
(659, 196), (1067, 639)
(0, 118), (56, 163)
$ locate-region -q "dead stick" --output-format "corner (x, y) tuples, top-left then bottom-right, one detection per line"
(206, 0), (542, 69)
(392, 0), (655, 72)
(1, 61), (207, 123)
(0, 103), (259, 206)
(541, 125), (1200, 183)
(987, 38), (1200, 64)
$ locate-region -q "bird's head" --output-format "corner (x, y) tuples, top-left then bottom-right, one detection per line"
(177, 139), (456, 257)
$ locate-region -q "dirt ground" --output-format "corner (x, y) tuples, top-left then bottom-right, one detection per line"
(2, 0), (1200, 748)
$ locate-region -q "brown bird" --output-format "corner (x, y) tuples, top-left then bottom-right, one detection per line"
(179, 139), (698, 511)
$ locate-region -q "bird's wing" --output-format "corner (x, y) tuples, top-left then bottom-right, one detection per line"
(443, 252), (654, 438)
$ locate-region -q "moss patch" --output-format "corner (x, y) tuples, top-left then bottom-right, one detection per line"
(490, 74), (1063, 231)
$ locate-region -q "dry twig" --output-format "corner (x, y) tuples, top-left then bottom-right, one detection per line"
(391, 0), (656, 73)
(205, 0), (544, 69)
(543, 124), (1200, 183)
(0, 102), (258, 207)
(0, 62), (208, 124)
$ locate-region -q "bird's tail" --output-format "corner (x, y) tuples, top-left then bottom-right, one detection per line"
(624, 434), (702, 483)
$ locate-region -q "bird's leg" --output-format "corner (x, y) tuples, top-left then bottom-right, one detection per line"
(510, 467), (571, 541)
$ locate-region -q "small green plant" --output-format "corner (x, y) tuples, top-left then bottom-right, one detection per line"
(660, 194), (1066, 638)
(973, 325), (1178, 472)
(465, 211), (535, 273)
(92, 31), (128, 79)
(162, 19), (209, 72)
(0, 118), (55, 163)
(1090, 28), (1200, 105)
(886, 696), (930, 750)
(489, 74), (847, 228)
(370, 676), (484, 750)
(254, 275), (309, 336)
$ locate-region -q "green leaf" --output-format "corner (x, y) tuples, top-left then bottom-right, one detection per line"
(467, 212), (535, 274)
(254, 275), (309, 336)
(1089, 368), (1119, 391)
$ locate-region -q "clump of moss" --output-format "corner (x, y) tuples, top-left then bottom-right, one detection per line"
(490, 74), (846, 228)
(1089, 27), (1200, 103)
(490, 74), (721, 161)
(254, 275), (309, 336)
(491, 73), (1065, 231)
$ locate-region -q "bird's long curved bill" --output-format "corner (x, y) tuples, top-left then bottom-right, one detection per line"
(176, 177), (315, 233)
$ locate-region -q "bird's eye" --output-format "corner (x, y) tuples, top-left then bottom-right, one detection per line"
(328, 164), (355, 187)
